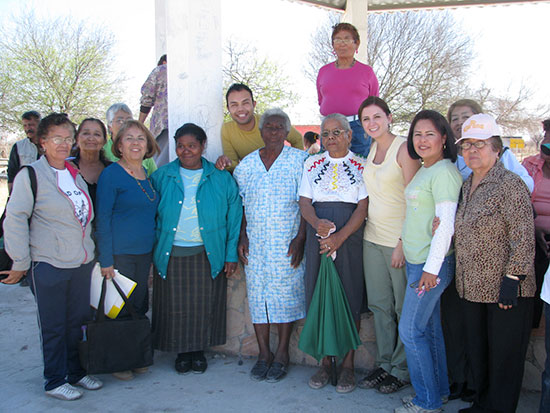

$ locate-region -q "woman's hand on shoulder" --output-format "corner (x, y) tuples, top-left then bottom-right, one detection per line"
(100, 266), (116, 279)
(0, 269), (27, 284)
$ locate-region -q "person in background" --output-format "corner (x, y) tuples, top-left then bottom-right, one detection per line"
(357, 97), (420, 394)
(316, 22), (379, 156)
(8, 111), (41, 193)
(448, 99), (533, 190)
(104, 103), (157, 175)
(454, 114), (535, 413)
(234, 108), (307, 383)
(71, 118), (111, 206)
(397, 110), (462, 413)
(540, 231), (550, 412)
(1, 113), (102, 400)
(215, 83), (303, 172)
(151, 123), (242, 375)
(139, 54), (169, 167)
(523, 118), (550, 329)
(443, 98), (533, 402)
(5, 110), (42, 286)
(303, 131), (320, 155)
(95, 120), (159, 381)
(300, 113), (368, 394)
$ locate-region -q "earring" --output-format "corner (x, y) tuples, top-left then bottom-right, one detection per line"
(443, 144), (447, 150)
(355, 49), (358, 54)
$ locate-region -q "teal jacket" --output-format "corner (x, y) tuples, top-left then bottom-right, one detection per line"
(151, 157), (242, 279)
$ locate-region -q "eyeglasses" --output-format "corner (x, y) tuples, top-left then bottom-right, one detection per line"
(333, 38), (354, 45)
(458, 140), (490, 151)
(114, 118), (132, 125)
(321, 129), (346, 138)
(48, 137), (75, 145)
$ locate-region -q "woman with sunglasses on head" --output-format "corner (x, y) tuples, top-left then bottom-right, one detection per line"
(316, 23), (379, 157)
(299, 113), (368, 393)
(1, 113), (102, 400)
(396, 110), (462, 413)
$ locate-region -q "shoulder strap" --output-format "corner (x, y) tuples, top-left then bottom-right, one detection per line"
(23, 166), (37, 209)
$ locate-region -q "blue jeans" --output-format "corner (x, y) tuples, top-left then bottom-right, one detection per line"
(541, 302), (550, 413)
(399, 254), (454, 410)
(349, 119), (371, 157)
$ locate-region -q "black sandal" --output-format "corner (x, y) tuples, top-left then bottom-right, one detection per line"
(265, 362), (288, 383)
(358, 367), (388, 389)
(250, 353), (273, 381)
(376, 374), (409, 394)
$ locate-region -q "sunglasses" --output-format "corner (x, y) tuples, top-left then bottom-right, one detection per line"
(541, 144), (550, 156)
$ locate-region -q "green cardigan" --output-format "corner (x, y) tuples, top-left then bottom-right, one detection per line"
(151, 157), (242, 278)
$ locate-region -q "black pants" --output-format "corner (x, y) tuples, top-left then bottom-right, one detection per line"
(441, 277), (472, 385)
(462, 297), (533, 413)
(113, 252), (152, 317)
(534, 242), (548, 328)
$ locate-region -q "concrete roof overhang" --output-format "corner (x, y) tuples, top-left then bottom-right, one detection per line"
(295, 0), (550, 12)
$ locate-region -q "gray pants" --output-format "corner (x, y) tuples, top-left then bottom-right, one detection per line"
(363, 239), (409, 381)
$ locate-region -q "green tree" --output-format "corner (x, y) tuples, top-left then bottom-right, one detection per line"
(222, 38), (298, 119)
(0, 12), (124, 133)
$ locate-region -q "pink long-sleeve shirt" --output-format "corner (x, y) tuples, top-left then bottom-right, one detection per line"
(316, 61), (379, 117)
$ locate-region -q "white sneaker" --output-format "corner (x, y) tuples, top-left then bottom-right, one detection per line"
(45, 383), (83, 401)
(395, 400), (442, 413)
(402, 394), (448, 405)
(74, 375), (103, 390)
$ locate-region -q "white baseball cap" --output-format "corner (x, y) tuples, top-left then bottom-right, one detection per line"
(457, 113), (501, 143)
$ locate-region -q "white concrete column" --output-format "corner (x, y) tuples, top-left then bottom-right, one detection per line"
(163, 0), (223, 162)
(342, 0), (368, 62)
(155, 0), (167, 58)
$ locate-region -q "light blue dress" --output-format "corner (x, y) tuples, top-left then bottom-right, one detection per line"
(234, 146), (307, 323)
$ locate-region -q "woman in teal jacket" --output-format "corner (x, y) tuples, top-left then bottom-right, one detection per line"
(150, 123), (242, 374)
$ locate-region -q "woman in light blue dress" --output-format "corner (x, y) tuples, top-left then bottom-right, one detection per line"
(234, 108), (307, 383)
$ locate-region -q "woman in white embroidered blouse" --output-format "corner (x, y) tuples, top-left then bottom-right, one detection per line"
(299, 113), (368, 393)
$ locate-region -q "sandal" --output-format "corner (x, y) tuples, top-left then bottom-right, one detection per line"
(309, 365), (330, 389)
(376, 374), (409, 394)
(336, 368), (356, 393)
(250, 353), (273, 381)
(358, 367), (388, 389)
(265, 362), (288, 383)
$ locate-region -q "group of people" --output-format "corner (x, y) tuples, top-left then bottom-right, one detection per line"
(0, 21), (547, 413)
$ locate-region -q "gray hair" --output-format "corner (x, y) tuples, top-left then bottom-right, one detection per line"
(321, 113), (351, 132)
(106, 103), (133, 126)
(259, 108), (291, 133)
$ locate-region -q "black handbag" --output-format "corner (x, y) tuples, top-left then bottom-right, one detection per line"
(79, 277), (153, 374)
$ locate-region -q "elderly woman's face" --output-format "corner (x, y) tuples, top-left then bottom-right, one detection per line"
(461, 138), (498, 174)
(332, 30), (358, 60)
(41, 124), (75, 165)
(322, 118), (351, 155)
(176, 134), (204, 170)
(260, 116), (287, 147)
(77, 121), (105, 153)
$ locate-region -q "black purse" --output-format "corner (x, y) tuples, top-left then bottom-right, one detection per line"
(79, 277), (153, 374)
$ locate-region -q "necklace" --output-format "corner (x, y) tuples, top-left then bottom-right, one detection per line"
(335, 58), (356, 69)
(119, 160), (157, 202)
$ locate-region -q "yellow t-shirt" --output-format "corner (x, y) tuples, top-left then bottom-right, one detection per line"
(221, 114), (303, 172)
(363, 136), (406, 248)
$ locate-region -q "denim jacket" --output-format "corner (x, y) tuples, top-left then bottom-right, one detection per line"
(151, 157), (242, 279)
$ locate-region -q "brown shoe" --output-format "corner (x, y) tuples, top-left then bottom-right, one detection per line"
(336, 368), (356, 393)
(132, 367), (149, 375)
(112, 370), (134, 381)
(309, 365), (330, 389)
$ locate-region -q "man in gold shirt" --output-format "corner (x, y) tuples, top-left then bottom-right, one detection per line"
(215, 83), (303, 172)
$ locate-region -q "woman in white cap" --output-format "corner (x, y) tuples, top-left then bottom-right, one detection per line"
(453, 114), (535, 413)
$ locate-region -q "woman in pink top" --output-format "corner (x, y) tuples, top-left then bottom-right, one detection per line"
(522, 118), (550, 328)
(316, 23), (379, 157)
